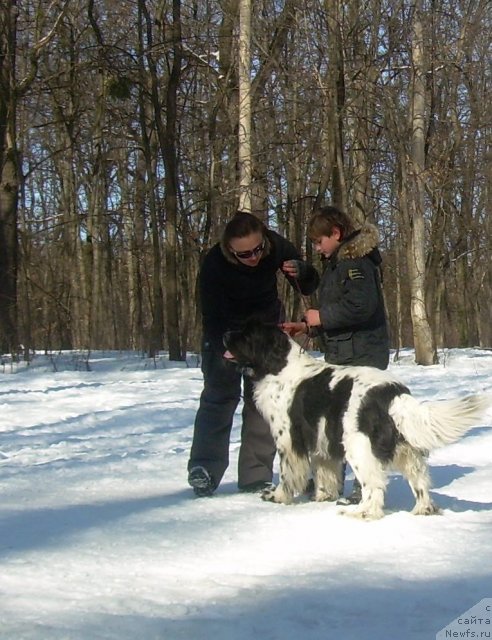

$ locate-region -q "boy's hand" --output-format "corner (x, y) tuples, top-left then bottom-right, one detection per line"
(303, 309), (321, 327)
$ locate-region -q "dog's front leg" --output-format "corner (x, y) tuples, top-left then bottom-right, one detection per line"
(312, 456), (343, 502)
(262, 419), (312, 504)
(261, 449), (296, 504)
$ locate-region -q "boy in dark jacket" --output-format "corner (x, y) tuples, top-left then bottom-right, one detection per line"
(188, 211), (319, 497)
(284, 205), (390, 503)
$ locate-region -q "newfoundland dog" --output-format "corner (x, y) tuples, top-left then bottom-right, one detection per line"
(223, 322), (489, 520)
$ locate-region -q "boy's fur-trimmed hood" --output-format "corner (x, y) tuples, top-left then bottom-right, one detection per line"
(336, 223), (380, 261)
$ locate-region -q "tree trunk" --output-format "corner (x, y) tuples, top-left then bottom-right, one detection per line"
(325, 0), (347, 212)
(162, 0), (184, 360)
(238, 0), (252, 213)
(137, 0), (165, 358)
(0, 2), (19, 355)
(128, 148), (147, 351)
(407, 6), (437, 365)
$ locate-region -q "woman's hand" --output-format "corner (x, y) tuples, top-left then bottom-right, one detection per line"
(281, 260), (306, 279)
(280, 321), (308, 337)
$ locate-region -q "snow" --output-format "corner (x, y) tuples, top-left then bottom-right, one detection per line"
(0, 347), (491, 640)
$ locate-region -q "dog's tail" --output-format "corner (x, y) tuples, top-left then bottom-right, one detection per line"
(390, 393), (491, 451)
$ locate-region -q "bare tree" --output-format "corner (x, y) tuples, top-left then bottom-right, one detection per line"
(8, 0), (491, 357)
(0, 1), (20, 355)
(238, 0), (252, 212)
(405, 2), (437, 364)
(0, 0), (68, 355)
(161, 0), (185, 360)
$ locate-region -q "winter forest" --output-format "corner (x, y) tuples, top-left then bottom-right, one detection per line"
(0, 0), (490, 364)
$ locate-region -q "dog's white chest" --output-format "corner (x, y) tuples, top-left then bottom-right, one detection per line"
(253, 378), (295, 435)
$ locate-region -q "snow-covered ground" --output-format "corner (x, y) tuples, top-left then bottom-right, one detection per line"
(0, 347), (491, 639)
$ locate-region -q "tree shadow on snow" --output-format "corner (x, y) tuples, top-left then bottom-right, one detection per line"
(384, 464), (492, 514)
(21, 572), (492, 640)
(0, 487), (199, 558)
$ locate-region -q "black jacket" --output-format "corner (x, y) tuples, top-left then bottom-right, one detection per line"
(199, 229), (319, 350)
(315, 224), (390, 369)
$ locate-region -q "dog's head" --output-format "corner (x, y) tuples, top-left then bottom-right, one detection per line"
(223, 321), (291, 379)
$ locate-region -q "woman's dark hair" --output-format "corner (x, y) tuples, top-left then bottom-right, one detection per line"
(222, 211), (267, 244)
(308, 206), (356, 241)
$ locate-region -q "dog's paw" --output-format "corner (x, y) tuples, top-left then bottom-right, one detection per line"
(412, 502), (442, 516)
(313, 490), (339, 503)
(261, 486), (290, 504)
(338, 506), (384, 520)
(261, 487), (278, 502)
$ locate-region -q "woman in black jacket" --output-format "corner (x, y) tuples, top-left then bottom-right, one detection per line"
(188, 211), (319, 497)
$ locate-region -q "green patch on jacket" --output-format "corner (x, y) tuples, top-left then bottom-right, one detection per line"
(347, 268), (364, 280)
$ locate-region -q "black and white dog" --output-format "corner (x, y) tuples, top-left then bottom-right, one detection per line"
(223, 322), (490, 520)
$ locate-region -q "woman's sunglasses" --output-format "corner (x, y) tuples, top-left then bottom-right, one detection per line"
(230, 239), (265, 260)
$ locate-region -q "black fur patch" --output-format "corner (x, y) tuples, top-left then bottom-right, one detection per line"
(357, 383), (410, 462)
(288, 369), (353, 460)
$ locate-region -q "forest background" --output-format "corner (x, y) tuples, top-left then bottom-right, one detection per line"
(0, 0), (490, 364)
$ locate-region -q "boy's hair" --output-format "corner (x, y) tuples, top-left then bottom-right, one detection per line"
(308, 206), (356, 241)
(222, 211), (266, 244)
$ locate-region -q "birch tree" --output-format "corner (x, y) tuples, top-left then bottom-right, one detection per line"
(404, 2), (437, 364)
(238, 0), (252, 213)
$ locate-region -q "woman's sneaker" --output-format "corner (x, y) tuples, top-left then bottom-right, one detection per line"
(188, 466), (216, 497)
